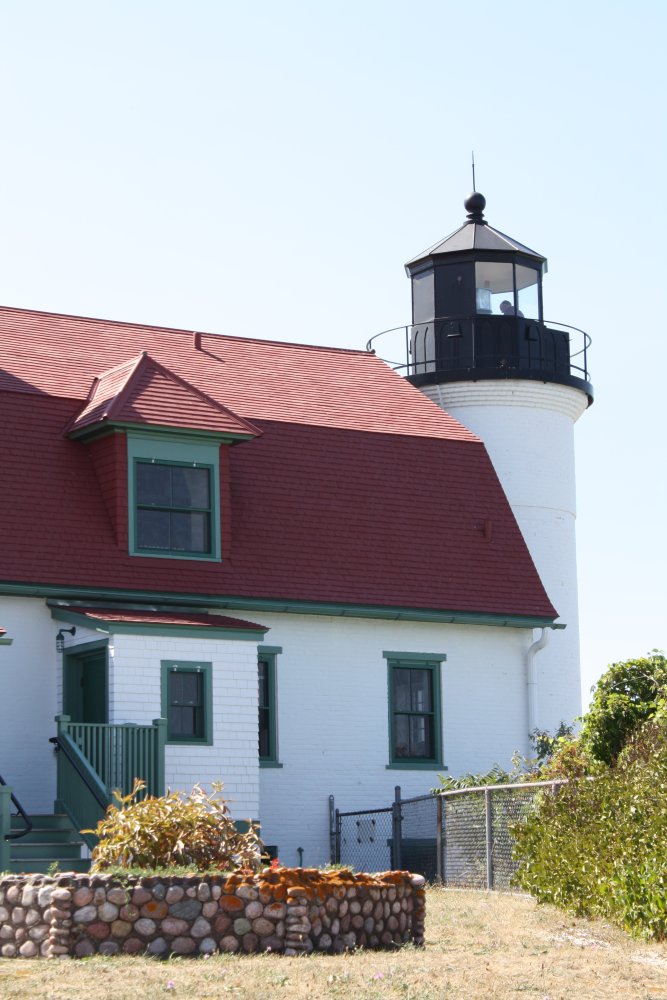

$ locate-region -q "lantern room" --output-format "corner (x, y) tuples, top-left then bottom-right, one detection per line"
(403, 193), (592, 401)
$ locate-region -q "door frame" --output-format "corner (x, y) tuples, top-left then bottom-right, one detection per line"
(63, 639), (109, 723)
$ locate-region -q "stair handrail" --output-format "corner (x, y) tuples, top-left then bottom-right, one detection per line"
(48, 735), (109, 811)
(0, 773), (33, 841)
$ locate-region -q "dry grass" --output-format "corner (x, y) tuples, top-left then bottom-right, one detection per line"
(3, 888), (667, 999)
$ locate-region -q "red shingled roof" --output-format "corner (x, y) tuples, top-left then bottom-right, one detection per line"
(67, 351), (260, 439)
(0, 306), (557, 620)
(0, 305), (475, 440)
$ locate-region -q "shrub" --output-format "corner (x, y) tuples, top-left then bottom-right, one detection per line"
(579, 650), (667, 765)
(513, 718), (667, 938)
(85, 780), (262, 873)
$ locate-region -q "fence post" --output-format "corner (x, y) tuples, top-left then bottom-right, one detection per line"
(392, 785), (402, 870)
(485, 787), (494, 891)
(328, 795), (336, 864)
(55, 713), (71, 737)
(436, 793), (443, 883)
(334, 808), (341, 864)
(0, 783), (11, 872)
(152, 718), (167, 796)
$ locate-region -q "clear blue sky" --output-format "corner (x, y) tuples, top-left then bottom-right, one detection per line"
(1, 0), (665, 708)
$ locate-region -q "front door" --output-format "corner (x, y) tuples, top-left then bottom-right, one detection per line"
(63, 645), (108, 723)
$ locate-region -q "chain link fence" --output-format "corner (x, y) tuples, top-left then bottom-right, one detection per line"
(333, 780), (563, 890)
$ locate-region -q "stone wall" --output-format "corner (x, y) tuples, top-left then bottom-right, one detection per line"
(0, 868), (425, 958)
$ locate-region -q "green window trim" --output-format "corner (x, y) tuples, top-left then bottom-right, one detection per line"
(385, 651), (445, 769)
(258, 645), (282, 766)
(160, 660), (213, 745)
(127, 432), (222, 562)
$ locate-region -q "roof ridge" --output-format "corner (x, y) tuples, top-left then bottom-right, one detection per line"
(99, 352), (147, 422)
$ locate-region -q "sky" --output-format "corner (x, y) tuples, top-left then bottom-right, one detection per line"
(0, 0), (665, 708)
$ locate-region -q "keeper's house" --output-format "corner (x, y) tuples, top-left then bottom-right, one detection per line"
(0, 194), (590, 869)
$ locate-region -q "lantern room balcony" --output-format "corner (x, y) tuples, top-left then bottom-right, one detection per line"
(367, 315), (593, 404)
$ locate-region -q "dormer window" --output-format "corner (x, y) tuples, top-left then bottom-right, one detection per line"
(128, 432), (222, 561)
(66, 351), (261, 562)
(135, 460), (213, 555)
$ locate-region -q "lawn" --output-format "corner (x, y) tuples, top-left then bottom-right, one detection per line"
(2, 887), (667, 999)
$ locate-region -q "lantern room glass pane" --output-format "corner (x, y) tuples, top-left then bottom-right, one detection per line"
(516, 264), (540, 320)
(412, 271), (434, 324)
(475, 262), (514, 315)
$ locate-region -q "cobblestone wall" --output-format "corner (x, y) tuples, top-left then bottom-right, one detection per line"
(0, 869), (425, 958)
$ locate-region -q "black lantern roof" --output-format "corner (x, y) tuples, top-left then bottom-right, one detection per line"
(405, 192), (547, 273)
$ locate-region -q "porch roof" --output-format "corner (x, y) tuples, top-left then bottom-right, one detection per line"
(49, 605), (268, 640)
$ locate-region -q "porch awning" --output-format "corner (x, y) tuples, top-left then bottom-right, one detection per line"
(48, 605), (268, 640)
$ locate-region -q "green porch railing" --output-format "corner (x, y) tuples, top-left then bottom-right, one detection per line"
(54, 715), (167, 848)
(0, 783), (11, 871)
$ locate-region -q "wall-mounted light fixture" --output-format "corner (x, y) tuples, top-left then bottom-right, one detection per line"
(56, 627), (76, 653)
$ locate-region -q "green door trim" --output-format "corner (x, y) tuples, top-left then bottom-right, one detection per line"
(63, 641), (109, 724)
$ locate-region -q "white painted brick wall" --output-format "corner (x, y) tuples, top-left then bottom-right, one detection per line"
(225, 611), (538, 868)
(110, 634), (259, 820)
(2, 598), (578, 865)
(424, 380), (587, 731)
(0, 598), (58, 812)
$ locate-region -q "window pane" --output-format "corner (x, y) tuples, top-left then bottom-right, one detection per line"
(171, 672), (201, 707)
(170, 511), (210, 552)
(171, 705), (189, 736)
(394, 668), (411, 711)
(410, 715), (433, 758)
(475, 261), (514, 315)
(136, 463), (172, 506)
(394, 715), (410, 758)
(516, 265), (540, 320)
(410, 669), (432, 712)
(137, 509), (171, 549)
(259, 707), (270, 757)
(172, 467), (210, 509)
(412, 270), (434, 324)
(258, 661), (269, 708)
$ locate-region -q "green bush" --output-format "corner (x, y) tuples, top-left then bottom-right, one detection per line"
(85, 780), (262, 873)
(513, 719), (667, 938)
(579, 651), (667, 765)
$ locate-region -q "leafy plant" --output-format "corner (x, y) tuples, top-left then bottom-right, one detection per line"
(84, 780), (262, 873)
(513, 718), (667, 938)
(436, 762), (514, 791)
(579, 650), (667, 765)
(529, 721), (574, 763)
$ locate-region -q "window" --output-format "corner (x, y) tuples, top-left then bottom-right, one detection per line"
(136, 461), (212, 554)
(385, 651), (445, 769)
(258, 646), (282, 767)
(127, 432), (221, 561)
(161, 660), (212, 744)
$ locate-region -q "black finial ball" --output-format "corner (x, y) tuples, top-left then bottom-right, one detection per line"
(464, 191), (486, 216)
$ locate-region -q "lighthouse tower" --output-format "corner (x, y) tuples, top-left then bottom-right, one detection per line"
(403, 192), (593, 735)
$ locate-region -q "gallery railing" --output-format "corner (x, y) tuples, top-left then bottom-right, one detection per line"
(367, 317), (592, 398)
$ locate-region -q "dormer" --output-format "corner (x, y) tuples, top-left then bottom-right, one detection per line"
(66, 352), (260, 561)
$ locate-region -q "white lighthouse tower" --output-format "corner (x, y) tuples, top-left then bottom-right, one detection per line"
(401, 192), (592, 736)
